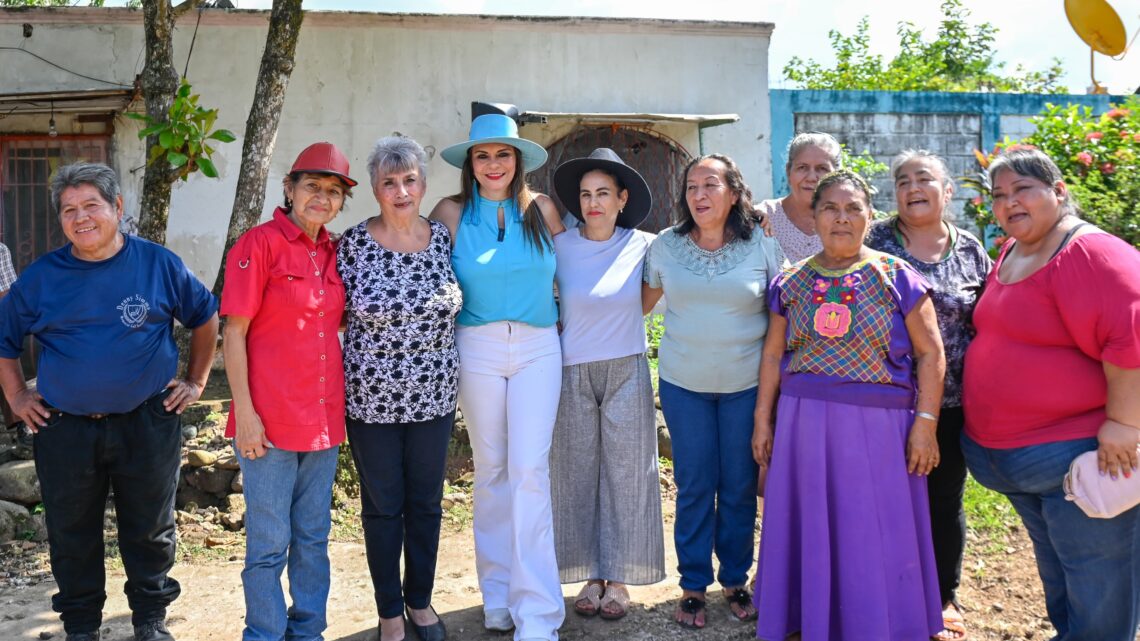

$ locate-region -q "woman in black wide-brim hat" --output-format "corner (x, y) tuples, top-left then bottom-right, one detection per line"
(549, 148), (666, 622)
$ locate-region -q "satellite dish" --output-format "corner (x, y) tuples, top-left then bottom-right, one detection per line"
(1065, 0), (1127, 56)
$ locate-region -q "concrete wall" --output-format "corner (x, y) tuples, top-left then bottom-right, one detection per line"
(770, 90), (1123, 220)
(0, 8), (772, 283)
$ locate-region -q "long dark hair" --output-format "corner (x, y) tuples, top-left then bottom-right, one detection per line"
(675, 154), (758, 242)
(449, 146), (552, 253)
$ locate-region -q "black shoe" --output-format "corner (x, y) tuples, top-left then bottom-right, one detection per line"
(65, 632), (101, 641)
(406, 605), (447, 641)
(133, 620), (175, 641)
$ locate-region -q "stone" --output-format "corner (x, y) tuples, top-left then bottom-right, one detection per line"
(0, 445), (16, 466)
(187, 450), (218, 467)
(204, 535), (230, 548)
(0, 460), (40, 505)
(223, 493), (245, 514)
(231, 471), (243, 493)
(176, 486), (220, 510)
(38, 630), (54, 639)
(220, 512), (244, 531)
(215, 454), (241, 471)
(0, 500), (31, 542)
(656, 423), (672, 461)
(181, 425), (199, 441)
(453, 471), (475, 487)
(442, 492), (467, 505)
(28, 512), (47, 542)
(186, 466), (235, 496)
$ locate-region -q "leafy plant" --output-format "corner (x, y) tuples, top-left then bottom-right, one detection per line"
(840, 144), (888, 183)
(784, 0), (1065, 94)
(126, 78), (236, 181)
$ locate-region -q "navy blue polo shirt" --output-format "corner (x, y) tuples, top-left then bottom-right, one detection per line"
(0, 235), (217, 415)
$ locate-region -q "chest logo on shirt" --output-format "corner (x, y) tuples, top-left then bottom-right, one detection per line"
(117, 295), (150, 329)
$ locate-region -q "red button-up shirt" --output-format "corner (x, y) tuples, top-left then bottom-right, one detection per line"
(221, 208), (346, 451)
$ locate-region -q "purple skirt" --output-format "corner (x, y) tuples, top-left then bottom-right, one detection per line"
(754, 396), (942, 641)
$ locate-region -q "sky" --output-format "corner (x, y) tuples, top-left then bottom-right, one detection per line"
(192, 0), (1140, 95)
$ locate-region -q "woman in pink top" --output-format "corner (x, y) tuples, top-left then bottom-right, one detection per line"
(962, 148), (1140, 641)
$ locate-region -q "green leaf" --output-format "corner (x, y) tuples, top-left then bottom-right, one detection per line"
(178, 82), (192, 99)
(197, 156), (218, 178)
(158, 130), (173, 149)
(166, 151), (189, 168)
(148, 145), (165, 163)
(124, 112), (147, 121)
(208, 129), (237, 143)
(139, 124), (165, 138)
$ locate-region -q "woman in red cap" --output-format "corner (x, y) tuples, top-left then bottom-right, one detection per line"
(221, 142), (356, 641)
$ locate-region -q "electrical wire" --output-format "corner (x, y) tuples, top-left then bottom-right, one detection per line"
(0, 46), (132, 88)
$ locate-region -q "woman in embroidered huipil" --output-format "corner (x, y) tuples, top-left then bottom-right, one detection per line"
(865, 149), (992, 641)
(339, 136), (461, 641)
(430, 114), (566, 641)
(755, 132), (841, 263)
(751, 170), (946, 641)
(642, 154), (786, 629)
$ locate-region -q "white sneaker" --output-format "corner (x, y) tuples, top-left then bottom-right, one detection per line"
(483, 608), (514, 632)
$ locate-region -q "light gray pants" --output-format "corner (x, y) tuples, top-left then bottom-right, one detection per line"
(550, 353), (666, 585)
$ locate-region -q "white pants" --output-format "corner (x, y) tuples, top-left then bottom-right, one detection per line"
(456, 322), (565, 641)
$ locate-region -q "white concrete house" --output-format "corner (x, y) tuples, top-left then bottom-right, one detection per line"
(0, 7), (774, 283)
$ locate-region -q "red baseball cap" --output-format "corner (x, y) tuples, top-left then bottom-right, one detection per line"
(289, 142), (357, 187)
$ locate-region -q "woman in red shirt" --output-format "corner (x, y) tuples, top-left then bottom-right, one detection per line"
(962, 148), (1140, 641)
(221, 142), (355, 641)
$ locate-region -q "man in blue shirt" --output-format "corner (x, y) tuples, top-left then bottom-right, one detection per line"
(0, 163), (219, 641)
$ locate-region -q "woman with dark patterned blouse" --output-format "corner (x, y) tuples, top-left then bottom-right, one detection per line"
(339, 136), (462, 641)
(864, 149), (992, 641)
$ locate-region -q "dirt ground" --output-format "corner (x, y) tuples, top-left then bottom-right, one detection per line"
(0, 493), (1086, 641)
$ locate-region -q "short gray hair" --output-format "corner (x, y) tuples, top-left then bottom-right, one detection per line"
(367, 136), (428, 187)
(785, 132), (842, 174)
(891, 149), (955, 219)
(988, 148), (1079, 217)
(50, 162), (120, 215)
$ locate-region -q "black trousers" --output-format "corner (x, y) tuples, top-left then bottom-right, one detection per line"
(929, 406), (967, 606)
(33, 391), (182, 634)
(347, 411), (454, 619)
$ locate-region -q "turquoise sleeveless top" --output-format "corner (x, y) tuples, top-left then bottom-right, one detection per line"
(451, 188), (557, 327)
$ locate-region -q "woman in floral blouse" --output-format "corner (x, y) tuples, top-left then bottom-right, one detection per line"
(339, 135), (462, 641)
(865, 149), (992, 641)
(752, 169), (946, 641)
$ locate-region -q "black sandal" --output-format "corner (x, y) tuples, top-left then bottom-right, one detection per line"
(725, 588), (758, 622)
(675, 596), (707, 629)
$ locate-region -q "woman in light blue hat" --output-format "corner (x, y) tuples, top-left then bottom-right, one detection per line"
(431, 114), (566, 641)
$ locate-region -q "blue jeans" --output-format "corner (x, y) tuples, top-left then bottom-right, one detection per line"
(238, 445), (340, 641)
(962, 434), (1140, 641)
(658, 379), (758, 591)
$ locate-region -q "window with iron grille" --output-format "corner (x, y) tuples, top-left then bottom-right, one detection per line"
(529, 126), (692, 234)
(0, 135), (110, 376)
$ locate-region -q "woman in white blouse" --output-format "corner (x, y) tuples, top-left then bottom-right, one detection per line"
(755, 132), (842, 263)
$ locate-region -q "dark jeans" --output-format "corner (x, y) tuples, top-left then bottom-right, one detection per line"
(347, 411), (454, 619)
(33, 390), (182, 634)
(928, 406), (966, 606)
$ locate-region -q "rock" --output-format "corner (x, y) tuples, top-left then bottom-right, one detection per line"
(215, 454), (241, 471)
(0, 461), (40, 505)
(181, 425), (198, 441)
(223, 494), (245, 514)
(28, 512), (47, 542)
(204, 535), (231, 548)
(38, 630), (54, 639)
(451, 424), (470, 447)
(441, 498), (455, 510)
(220, 512), (244, 531)
(656, 423), (672, 461)
(176, 486), (220, 510)
(442, 492), (468, 505)
(187, 450), (217, 467)
(0, 445), (16, 466)
(453, 471), (475, 487)
(0, 500), (31, 542)
(186, 466), (236, 496)
(231, 471), (243, 493)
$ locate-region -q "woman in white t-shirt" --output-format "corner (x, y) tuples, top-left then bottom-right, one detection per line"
(755, 132), (842, 263)
(549, 148), (665, 622)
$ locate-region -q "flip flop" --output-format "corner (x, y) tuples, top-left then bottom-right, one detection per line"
(724, 587), (758, 622)
(573, 581), (604, 617)
(932, 603), (968, 641)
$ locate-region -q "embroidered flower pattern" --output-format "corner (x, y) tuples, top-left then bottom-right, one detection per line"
(814, 302), (852, 338)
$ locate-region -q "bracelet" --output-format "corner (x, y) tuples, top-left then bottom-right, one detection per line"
(915, 411), (939, 422)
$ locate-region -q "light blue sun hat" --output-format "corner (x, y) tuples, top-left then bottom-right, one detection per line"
(440, 113), (549, 172)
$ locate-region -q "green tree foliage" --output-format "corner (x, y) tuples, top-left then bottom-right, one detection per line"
(784, 0), (1066, 94)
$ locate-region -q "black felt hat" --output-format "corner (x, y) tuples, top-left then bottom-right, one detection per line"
(553, 147), (652, 229)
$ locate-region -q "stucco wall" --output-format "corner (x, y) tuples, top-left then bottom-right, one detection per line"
(0, 8), (772, 284)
